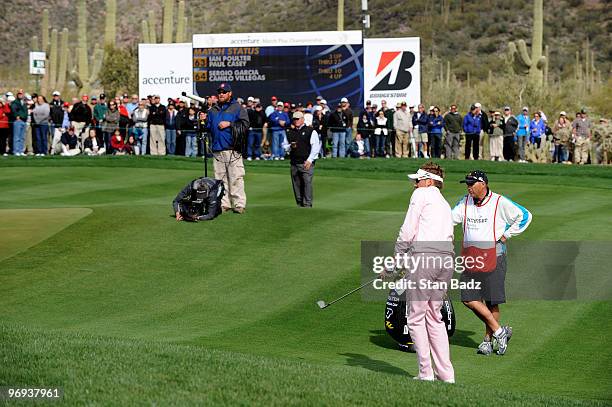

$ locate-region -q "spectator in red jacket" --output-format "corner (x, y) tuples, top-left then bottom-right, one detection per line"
(0, 98), (11, 156)
(110, 129), (126, 155)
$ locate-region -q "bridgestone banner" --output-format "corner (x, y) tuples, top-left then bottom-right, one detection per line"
(192, 31), (363, 107)
(363, 38), (421, 108)
(138, 43), (193, 102)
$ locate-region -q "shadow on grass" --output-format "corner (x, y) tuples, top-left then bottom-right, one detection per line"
(369, 328), (480, 351)
(339, 352), (410, 376)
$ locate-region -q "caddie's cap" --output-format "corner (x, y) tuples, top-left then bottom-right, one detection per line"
(460, 170), (488, 185)
(292, 111), (304, 119)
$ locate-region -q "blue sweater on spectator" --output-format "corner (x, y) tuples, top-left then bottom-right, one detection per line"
(429, 115), (445, 134)
(516, 114), (530, 136)
(529, 119), (546, 142)
(412, 112), (429, 133)
(268, 110), (290, 132)
(463, 112), (482, 134)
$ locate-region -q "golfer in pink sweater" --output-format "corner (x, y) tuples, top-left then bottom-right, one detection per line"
(395, 162), (455, 383)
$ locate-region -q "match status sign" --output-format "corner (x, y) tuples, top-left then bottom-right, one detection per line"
(192, 31), (364, 107)
(363, 38), (420, 108)
(29, 52), (46, 75)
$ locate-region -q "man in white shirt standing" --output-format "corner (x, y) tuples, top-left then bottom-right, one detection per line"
(282, 112), (321, 207)
(452, 170), (532, 356)
(393, 162), (455, 383)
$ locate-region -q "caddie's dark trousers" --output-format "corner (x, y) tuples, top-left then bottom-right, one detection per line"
(465, 133), (480, 160)
(291, 163), (314, 207)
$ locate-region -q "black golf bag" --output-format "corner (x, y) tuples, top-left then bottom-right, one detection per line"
(384, 289), (456, 352)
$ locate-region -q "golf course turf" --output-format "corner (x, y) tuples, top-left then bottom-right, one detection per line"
(1, 156), (610, 405)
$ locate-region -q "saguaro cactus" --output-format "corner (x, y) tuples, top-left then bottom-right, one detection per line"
(176, 1), (186, 42)
(507, 0), (546, 88)
(33, 9), (70, 95)
(70, 0), (105, 95)
(105, 0), (117, 47)
(142, 1), (186, 43)
(162, 0), (174, 43)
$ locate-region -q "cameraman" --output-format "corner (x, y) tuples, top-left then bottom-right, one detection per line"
(205, 83), (249, 214)
(173, 177), (225, 222)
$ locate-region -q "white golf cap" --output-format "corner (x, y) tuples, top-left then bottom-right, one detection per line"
(52, 90), (61, 96)
(247, 96), (254, 102)
(474, 102), (482, 108)
(407, 169), (444, 183)
(5, 91), (13, 97)
(276, 101), (283, 106)
(315, 105), (323, 111)
(560, 111), (567, 116)
(320, 99), (327, 105)
(522, 106), (529, 111)
(340, 97), (348, 103)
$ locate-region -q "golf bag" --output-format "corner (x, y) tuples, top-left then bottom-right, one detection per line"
(384, 289), (456, 352)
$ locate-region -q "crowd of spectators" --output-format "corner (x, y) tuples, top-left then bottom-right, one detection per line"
(0, 88), (609, 165)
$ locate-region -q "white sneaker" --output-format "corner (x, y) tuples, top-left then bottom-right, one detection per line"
(413, 376), (435, 381)
(246, 157), (252, 161)
(2, 153), (7, 157)
(273, 157), (279, 161)
(280, 157), (285, 160)
(255, 157), (260, 160)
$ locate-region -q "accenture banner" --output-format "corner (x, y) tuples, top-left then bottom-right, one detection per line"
(138, 43), (193, 102)
(363, 38), (420, 108)
(192, 31), (363, 108)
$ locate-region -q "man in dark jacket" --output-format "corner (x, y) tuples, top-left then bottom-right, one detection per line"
(327, 104), (348, 157)
(69, 94), (92, 141)
(443, 104), (463, 159)
(173, 177), (225, 222)
(283, 112), (321, 207)
(502, 106), (518, 161)
(247, 103), (267, 160)
(148, 95), (167, 155)
(205, 83), (250, 213)
(412, 104), (429, 158)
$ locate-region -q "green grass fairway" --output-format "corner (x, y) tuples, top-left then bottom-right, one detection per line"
(1, 157), (611, 405)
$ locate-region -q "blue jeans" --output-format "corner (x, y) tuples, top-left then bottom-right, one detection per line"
(345, 127), (353, 148)
(184, 131), (197, 157)
(374, 135), (386, 156)
(272, 129), (286, 158)
(165, 129), (176, 155)
(12, 120), (26, 154)
(248, 129), (262, 158)
(332, 131), (346, 157)
(34, 123), (49, 154)
(553, 145), (568, 163)
(132, 127), (148, 155)
(363, 138), (371, 156)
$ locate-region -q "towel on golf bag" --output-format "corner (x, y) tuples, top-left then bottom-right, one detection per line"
(384, 288), (456, 352)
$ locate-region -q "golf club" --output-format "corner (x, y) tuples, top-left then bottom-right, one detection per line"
(316, 277), (379, 309)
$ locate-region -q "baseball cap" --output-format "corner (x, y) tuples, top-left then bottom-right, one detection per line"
(217, 82), (232, 92)
(292, 111), (304, 119)
(63, 102), (69, 107)
(271, 96), (277, 101)
(276, 101), (283, 106)
(504, 106), (511, 111)
(122, 93), (128, 98)
(99, 93), (106, 99)
(91, 96), (97, 100)
(316, 95), (322, 101)
(320, 99), (327, 105)
(560, 111), (567, 116)
(52, 90), (60, 96)
(474, 102), (482, 108)
(82, 94), (89, 100)
(5, 92), (13, 97)
(247, 96), (254, 102)
(284, 102), (290, 108)
(340, 97), (348, 103)
(396, 102), (402, 108)
(460, 170), (488, 185)
(522, 106), (529, 111)
(366, 100), (371, 105)
(407, 168), (444, 183)
(315, 105), (322, 111)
